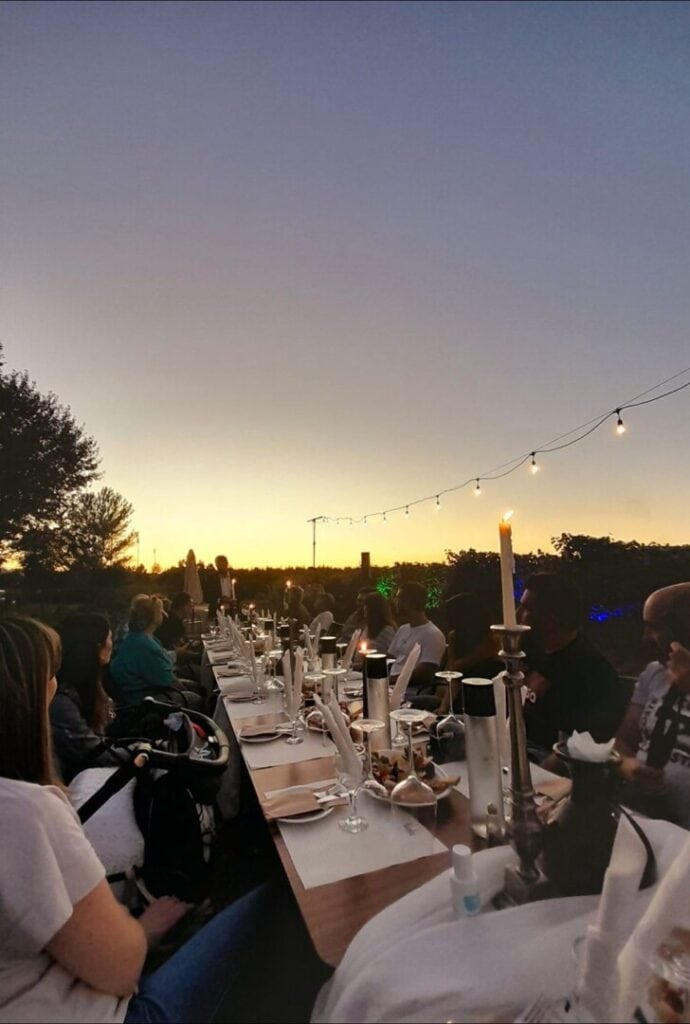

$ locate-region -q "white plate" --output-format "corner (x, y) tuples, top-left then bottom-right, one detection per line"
(365, 763), (453, 803)
(276, 806), (335, 824)
(239, 731), (283, 743)
(225, 694), (257, 703)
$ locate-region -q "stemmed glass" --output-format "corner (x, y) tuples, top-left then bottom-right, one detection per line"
(336, 641), (347, 666)
(389, 708), (436, 805)
(357, 719), (387, 797)
(251, 655), (268, 704)
(264, 648), (284, 692)
(284, 695), (304, 745)
(334, 751), (368, 833)
(323, 667), (347, 704)
(435, 670), (464, 737)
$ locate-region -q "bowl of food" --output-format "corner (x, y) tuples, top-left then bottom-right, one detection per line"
(368, 749), (459, 802)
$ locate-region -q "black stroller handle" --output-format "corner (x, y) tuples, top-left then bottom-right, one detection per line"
(137, 697), (231, 772)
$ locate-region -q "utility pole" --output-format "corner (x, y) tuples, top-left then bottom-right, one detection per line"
(306, 516), (325, 568)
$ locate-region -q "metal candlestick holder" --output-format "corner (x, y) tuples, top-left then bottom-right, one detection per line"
(490, 623), (549, 906)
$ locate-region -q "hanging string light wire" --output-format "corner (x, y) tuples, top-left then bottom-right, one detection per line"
(315, 367), (690, 526)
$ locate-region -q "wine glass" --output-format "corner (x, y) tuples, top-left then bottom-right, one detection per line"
(389, 708), (436, 806)
(322, 667), (347, 704)
(264, 648), (284, 692)
(334, 751), (368, 833)
(336, 641), (347, 666)
(251, 657), (267, 704)
(284, 695), (304, 745)
(435, 670), (463, 737)
(357, 719), (387, 798)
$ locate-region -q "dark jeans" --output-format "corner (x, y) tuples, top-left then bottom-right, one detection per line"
(124, 881), (331, 1023)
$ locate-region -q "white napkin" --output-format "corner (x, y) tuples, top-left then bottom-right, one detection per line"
(389, 643), (422, 711)
(492, 673), (511, 770)
(616, 830), (690, 1021)
(575, 814), (649, 1021)
(567, 730), (616, 762)
(303, 627), (314, 661)
(314, 693), (360, 777)
(342, 628), (362, 671)
(218, 677), (255, 698)
(313, 622), (323, 656)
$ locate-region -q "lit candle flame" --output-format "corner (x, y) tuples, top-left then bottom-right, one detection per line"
(502, 509), (514, 523)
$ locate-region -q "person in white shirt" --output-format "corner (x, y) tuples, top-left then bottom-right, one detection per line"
(388, 582), (446, 697)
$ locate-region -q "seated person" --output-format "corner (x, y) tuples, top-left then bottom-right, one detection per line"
(358, 591), (397, 658)
(434, 593), (503, 714)
(110, 595), (204, 710)
(616, 583), (690, 829)
(50, 612), (125, 783)
(286, 585), (311, 628)
(310, 592), (336, 633)
(0, 613), (327, 1024)
(388, 582), (447, 697)
(337, 586), (377, 644)
(155, 591), (202, 680)
(517, 573), (626, 766)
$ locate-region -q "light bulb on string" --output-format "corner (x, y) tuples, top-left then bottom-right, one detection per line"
(474, 479), (481, 497)
(530, 453), (540, 475)
(363, 517), (368, 527)
(615, 409), (626, 435)
(435, 495), (441, 512)
(405, 506), (410, 519)
(382, 511), (387, 524)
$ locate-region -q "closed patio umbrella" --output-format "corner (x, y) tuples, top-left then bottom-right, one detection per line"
(183, 549), (204, 605)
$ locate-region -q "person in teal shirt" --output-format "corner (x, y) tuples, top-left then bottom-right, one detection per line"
(111, 595), (202, 708)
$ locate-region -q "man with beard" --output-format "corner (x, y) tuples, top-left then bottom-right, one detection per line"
(517, 573), (625, 766)
(616, 582), (690, 828)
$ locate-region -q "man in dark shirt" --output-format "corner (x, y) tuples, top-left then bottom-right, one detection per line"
(517, 573), (626, 766)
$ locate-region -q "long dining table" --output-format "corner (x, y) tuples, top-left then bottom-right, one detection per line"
(207, 638), (563, 968)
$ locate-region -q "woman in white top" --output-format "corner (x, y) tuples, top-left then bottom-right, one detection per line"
(0, 615), (322, 1024)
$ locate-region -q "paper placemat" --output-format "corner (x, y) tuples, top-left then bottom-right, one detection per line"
(240, 729), (337, 770)
(278, 795), (446, 889)
(221, 691), (286, 720)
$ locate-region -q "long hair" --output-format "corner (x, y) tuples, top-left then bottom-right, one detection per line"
(0, 615), (61, 785)
(363, 592), (396, 639)
(57, 613), (110, 733)
(445, 593), (493, 657)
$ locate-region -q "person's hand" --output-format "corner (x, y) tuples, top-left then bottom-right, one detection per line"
(667, 642), (690, 694)
(618, 755), (665, 790)
(138, 896), (193, 944)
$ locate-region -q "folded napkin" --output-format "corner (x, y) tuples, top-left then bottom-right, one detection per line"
(239, 723), (283, 739)
(282, 647), (304, 718)
(314, 693), (361, 777)
(567, 730), (616, 762)
(616, 830), (690, 1021)
(303, 627), (314, 661)
(263, 789), (321, 820)
(313, 622), (323, 656)
(576, 813), (649, 1021)
(342, 629), (361, 671)
(389, 643), (422, 711)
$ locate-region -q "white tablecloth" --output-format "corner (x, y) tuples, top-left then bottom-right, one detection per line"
(312, 817), (687, 1024)
(240, 729), (337, 770)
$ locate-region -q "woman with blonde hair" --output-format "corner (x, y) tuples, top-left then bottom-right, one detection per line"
(110, 595), (203, 709)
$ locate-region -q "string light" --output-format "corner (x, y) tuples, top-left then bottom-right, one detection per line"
(312, 367), (689, 528)
(363, 516), (368, 526)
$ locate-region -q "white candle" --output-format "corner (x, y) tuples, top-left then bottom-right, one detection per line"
(499, 513), (516, 627)
(231, 577), (237, 600)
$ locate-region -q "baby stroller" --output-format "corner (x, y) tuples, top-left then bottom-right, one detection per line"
(70, 698), (229, 908)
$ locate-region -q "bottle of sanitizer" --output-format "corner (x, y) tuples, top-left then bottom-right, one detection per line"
(450, 844), (481, 917)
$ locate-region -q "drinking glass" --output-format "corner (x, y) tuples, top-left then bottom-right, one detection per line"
(334, 751), (368, 833)
(389, 708), (436, 805)
(251, 658), (267, 704)
(435, 670), (464, 737)
(336, 641), (347, 666)
(323, 667), (347, 703)
(265, 648), (284, 692)
(357, 718), (387, 797)
(285, 698), (304, 745)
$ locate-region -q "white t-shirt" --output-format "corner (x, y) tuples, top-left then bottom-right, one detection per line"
(388, 621), (447, 677)
(0, 778), (128, 1024)
(632, 660), (690, 829)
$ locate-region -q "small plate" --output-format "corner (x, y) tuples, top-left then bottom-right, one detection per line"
(239, 731), (282, 743)
(224, 694), (257, 703)
(276, 806), (335, 824)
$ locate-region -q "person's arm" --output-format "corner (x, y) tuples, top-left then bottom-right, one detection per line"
(46, 879), (146, 997)
(51, 695), (119, 777)
(616, 702), (643, 757)
(146, 638), (176, 688)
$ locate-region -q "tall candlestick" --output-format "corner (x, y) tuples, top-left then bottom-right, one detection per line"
(499, 513), (516, 627)
(231, 577), (237, 601)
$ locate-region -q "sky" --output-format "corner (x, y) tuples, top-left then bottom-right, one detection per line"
(1, 0), (689, 569)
